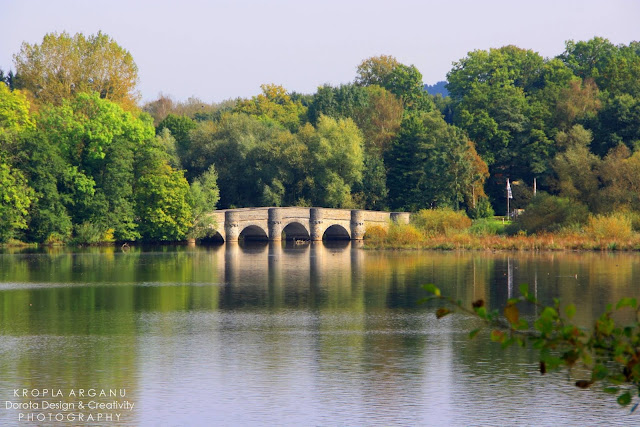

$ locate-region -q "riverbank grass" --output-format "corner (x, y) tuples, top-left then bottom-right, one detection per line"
(364, 210), (640, 251)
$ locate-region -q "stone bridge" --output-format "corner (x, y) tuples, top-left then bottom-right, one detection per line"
(210, 207), (410, 242)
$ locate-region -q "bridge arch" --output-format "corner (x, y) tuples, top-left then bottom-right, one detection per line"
(204, 231), (225, 243)
(239, 224), (269, 241)
(282, 221), (310, 241)
(323, 224), (351, 240)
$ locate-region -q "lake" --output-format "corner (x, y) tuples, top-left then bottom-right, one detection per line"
(0, 242), (638, 426)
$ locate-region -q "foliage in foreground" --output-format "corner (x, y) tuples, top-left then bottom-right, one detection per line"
(423, 284), (640, 411)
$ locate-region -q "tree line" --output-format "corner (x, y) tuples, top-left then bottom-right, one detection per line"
(1, 31), (639, 243)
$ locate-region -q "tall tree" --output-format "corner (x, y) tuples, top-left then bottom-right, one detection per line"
(234, 84), (307, 131)
(14, 31), (139, 108)
(156, 113), (196, 162)
(37, 92), (154, 239)
(356, 55), (432, 111)
(386, 111), (487, 211)
(134, 137), (193, 241)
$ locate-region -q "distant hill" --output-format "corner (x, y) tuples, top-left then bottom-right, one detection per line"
(424, 81), (449, 97)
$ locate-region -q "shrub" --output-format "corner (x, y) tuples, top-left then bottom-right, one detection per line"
(469, 218), (506, 236)
(624, 211), (640, 232)
(102, 228), (116, 243)
(508, 193), (589, 235)
(364, 225), (388, 242)
(73, 222), (104, 244)
(44, 232), (66, 246)
(584, 212), (633, 240)
(386, 224), (424, 246)
(412, 208), (471, 235)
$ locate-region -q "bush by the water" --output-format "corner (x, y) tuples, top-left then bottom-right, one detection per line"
(585, 212), (633, 240)
(508, 194), (589, 235)
(469, 218), (507, 236)
(364, 225), (388, 241)
(412, 208), (471, 235)
(386, 223), (425, 245)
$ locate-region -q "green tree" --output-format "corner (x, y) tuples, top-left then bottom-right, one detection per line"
(134, 138), (193, 241)
(352, 152), (388, 210)
(598, 146), (640, 212)
(37, 92), (154, 239)
(234, 84), (307, 131)
(551, 125), (602, 211)
(10, 130), (74, 243)
(386, 111), (488, 212)
(355, 55), (400, 87)
(156, 113), (196, 162)
(447, 46), (564, 205)
(0, 84), (34, 135)
(356, 55), (432, 111)
(559, 37), (640, 97)
(14, 31), (139, 109)
(38, 92), (153, 164)
(298, 116), (364, 207)
(308, 84), (403, 155)
(184, 113), (283, 207)
(188, 165), (220, 239)
(0, 162), (34, 242)
(592, 94), (640, 156)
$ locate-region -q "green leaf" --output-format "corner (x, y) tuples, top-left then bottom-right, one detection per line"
(516, 319), (529, 330)
(616, 297), (637, 310)
(564, 304), (576, 320)
(603, 386), (619, 394)
(540, 306), (558, 319)
(501, 337), (515, 349)
(475, 306), (487, 318)
(519, 283), (529, 297)
(469, 328), (480, 339)
(617, 392), (632, 406)
(423, 284), (440, 296)
(592, 364), (608, 381)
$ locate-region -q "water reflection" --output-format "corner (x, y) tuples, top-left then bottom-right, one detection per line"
(0, 244), (639, 425)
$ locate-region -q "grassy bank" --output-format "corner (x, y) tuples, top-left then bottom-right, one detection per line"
(364, 211), (640, 251)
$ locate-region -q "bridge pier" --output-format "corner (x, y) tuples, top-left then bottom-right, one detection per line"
(310, 208), (324, 241)
(224, 211), (240, 243)
(268, 208), (283, 241)
(350, 210), (365, 240)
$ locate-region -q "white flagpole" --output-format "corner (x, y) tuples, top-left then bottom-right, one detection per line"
(506, 178), (511, 218)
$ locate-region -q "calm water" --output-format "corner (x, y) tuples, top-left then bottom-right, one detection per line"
(0, 243), (639, 426)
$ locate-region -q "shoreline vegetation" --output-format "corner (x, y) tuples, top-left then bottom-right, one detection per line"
(364, 208), (640, 251)
(5, 208), (640, 252)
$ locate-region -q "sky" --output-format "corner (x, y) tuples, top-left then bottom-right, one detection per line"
(2, 0), (640, 104)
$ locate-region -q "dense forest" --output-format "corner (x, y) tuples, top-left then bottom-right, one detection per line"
(1, 31), (640, 243)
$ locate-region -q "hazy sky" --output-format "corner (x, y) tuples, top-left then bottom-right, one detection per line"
(2, 0), (639, 103)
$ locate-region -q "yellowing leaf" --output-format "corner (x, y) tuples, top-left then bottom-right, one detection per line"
(504, 302), (519, 325)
